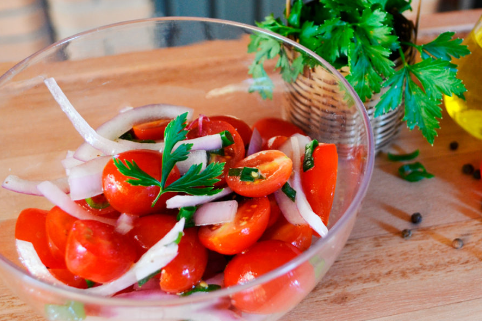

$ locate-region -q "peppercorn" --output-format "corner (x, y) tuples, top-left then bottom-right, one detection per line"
(473, 169), (481, 180)
(402, 229), (412, 239)
(452, 238), (464, 249)
(411, 212), (422, 224)
(449, 141), (459, 150)
(462, 164), (475, 175)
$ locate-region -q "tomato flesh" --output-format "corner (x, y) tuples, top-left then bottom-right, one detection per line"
(46, 206), (78, 260)
(301, 144), (338, 226)
(66, 220), (137, 283)
(226, 150), (292, 197)
(198, 197), (270, 255)
(102, 150), (180, 216)
(209, 115), (252, 147)
(15, 208), (66, 269)
(132, 119), (171, 140)
(252, 118), (305, 143)
(49, 268), (89, 289)
(261, 215), (312, 251)
(224, 240), (315, 313)
(75, 194), (120, 219)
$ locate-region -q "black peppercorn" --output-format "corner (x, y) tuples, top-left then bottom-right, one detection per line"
(462, 164), (475, 175)
(452, 238), (464, 249)
(474, 169), (481, 180)
(449, 141), (459, 150)
(411, 212), (422, 224)
(402, 229), (412, 239)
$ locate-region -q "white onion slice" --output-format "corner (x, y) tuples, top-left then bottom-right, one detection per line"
(16, 240), (65, 285)
(279, 133), (312, 161)
(274, 189), (307, 226)
(2, 175), (69, 196)
(176, 150), (207, 175)
(68, 156), (110, 201)
(247, 128), (262, 156)
(115, 213), (136, 235)
(86, 218), (185, 296)
(37, 181), (116, 226)
(166, 187), (233, 209)
(172, 134), (222, 152)
(193, 200), (237, 226)
(290, 136), (328, 237)
(62, 157), (84, 175)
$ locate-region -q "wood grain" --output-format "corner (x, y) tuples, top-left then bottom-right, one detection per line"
(0, 9), (481, 321)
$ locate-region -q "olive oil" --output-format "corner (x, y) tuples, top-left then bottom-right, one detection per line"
(444, 22), (482, 139)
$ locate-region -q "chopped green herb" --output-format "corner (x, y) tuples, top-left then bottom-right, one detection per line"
(240, 167), (262, 182)
(85, 197), (110, 209)
(228, 168), (243, 177)
(119, 130), (156, 144)
(137, 269), (161, 287)
(177, 206), (197, 228)
(173, 231), (183, 245)
(303, 140), (319, 172)
(113, 113), (225, 207)
(209, 148), (225, 156)
(387, 149), (419, 161)
(281, 182), (296, 202)
(85, 279), (95, 288)
(45, 301), (86, 321)
(180, 283), (221, 296)
(398, 162), (434, 182)
(220, 130), (234, 147)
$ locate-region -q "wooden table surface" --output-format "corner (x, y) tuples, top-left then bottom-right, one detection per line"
(1, 9), (482, 321)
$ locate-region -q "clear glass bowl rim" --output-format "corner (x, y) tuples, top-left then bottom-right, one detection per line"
(0, 16), (375, 306)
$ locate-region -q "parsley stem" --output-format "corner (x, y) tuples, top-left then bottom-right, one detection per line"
(398, 47), (407, 66)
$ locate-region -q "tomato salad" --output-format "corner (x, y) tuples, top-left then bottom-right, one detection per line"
(2, 78), (338, 317)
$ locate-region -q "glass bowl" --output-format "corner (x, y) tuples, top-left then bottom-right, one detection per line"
(0, 17), (374, 321)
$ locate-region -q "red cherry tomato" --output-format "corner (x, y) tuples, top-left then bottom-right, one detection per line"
(198, 197), (270, 255)
(224, 240), (315, 314)
(226, 150), (292, 198)
(301, 144), (338, 226)
(261, 215), (312, 251)
(252, 118), (305, 143)
(267, 194), (281, 228)
(160, 228), (208, 293)
(15, 208), (65, 269)
(262, 135), (289, 150)
(66, 220), (137, 283)
(75, 194), (120, 219)
(102, 150), (180, 216)
(187, 119), (245, 186)
(132, 119), (171, 141)
(209, 115), (253, 146)
(46, 206), (78, 259)
(49, 268), (89, 289)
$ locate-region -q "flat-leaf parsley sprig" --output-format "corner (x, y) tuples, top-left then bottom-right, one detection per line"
(113, 112), (225, 207)
(248, 0), (471, 144)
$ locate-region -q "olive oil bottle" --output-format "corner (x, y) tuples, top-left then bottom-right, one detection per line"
(444, 17), (482, 139)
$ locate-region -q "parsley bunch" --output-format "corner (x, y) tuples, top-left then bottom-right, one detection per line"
(248, 0), (470, 144)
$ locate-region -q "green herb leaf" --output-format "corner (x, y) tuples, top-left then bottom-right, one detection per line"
(177, 206), (197, 228)
(420, 32), (471, 61)
(288, 0), (304, 28)
(137, 270), (161, 287)
(281, 182), (296, 202)
(303, 139), (319, 171)
(228, 168), (242, 177)
(163, 162), (225, 196)
(85, 279), (95, 288)
(387, 149), (419, 161)
(119, 130), (156, 144)
(398, 162), (434, 182)
(85, 197), (110, 209)
(309, 18), (353, 64)
(180, 283), (221, 297)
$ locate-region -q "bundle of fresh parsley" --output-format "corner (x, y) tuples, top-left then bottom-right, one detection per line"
(248, 0), (470, 144)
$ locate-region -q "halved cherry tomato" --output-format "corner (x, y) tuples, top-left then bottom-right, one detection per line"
(210, 115), (253, 146)
(102, 150), (180, 216)
(262, 135), (289, 150)
(127, 214), (177, 256)
(226, 150), (292, 197)
(267, 193), (281, 228)
(46, 206), (78, 260)
(252, 118), (305, 143)
(15, 208), (65, 269)
(260, 215), (312, 251)
(66, 220), (137, 283)
(198, 197), (270, 255)
(301, 143), (338, 226)
(160, 227), (208, 293)
(75, 194), (120, 219)
(224, 240), (315, 314)
(49, 268), (89, 289)
(187, 119), (245, 186)
(132, 119), (171, 141)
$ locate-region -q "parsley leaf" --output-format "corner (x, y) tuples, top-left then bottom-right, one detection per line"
(419, 32), (471, 61)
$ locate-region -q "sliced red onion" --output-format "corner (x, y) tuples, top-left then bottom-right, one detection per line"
(119, 106), (133, 113)
(247, 128), (262, 156)
(16, 240), (65, 286)
(205, 272), (224, 287)
(166, 187), (233, 209)
(2, 175), (69, 196)
(174, 150), (207, 175)
(86, 218), (184, 296)
(62, 157), (84, 175)
(115, 213), (137, 235)
(68, 156), (110, 201)
(193, 200), (237, 226)
(37, 181), (116, 226)
(279, 133), (312, 161)
(73, 103), (193, 161)
(172, 134), (222, 152)
(274, 189), (307, 226)
(290, 136), (328, 237)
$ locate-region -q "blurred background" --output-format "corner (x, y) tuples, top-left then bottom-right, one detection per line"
(0, 0), (481, 63)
